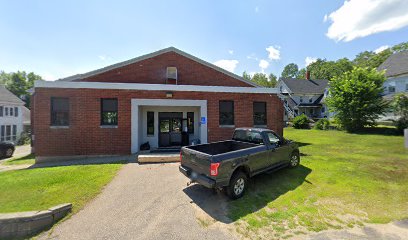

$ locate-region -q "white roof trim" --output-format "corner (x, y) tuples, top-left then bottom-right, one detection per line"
(57, 47), (259, 87)
(35, 80), (278, 94)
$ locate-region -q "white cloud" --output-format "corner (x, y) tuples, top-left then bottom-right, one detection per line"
(266, 46), (281, 60)
(305, 57), (317, 67)
(213, 59), (239, 73)
(247, 54), (259, 61)
(41, 72), (56, 81)
(98, 55), (107, 61)
(325, 0), (408, 42)
(259, 59), (269, 72)
(228, 50), (234, 55)
(374, 45), (390, 53)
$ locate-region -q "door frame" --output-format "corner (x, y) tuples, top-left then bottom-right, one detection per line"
(131, 99), (207, 153)
(158, 112), (183, 147)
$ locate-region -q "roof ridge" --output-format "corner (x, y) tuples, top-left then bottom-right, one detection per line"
(57, 47), (259, 87)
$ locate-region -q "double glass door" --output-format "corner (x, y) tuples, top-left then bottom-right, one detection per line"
(159, 112), (183, 147)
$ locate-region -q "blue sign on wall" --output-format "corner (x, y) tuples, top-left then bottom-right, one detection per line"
(200, 117), (206, 124)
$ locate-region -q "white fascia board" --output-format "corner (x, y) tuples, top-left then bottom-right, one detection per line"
(34, 80), (278, 94)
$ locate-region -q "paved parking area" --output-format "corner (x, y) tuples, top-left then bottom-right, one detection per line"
(39, 162), (236, 240)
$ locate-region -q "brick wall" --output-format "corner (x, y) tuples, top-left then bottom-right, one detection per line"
(32, 88), (283, 157)
(77, 51), (253, 87)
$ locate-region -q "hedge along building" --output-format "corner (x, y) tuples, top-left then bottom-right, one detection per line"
(32, 47), (283, 162)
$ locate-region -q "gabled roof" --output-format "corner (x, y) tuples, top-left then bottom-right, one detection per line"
(378, 51), (408, 77)
(280, 78), (328, 94)
(58, 47), (259, 87)
(0, 85), (25, 105)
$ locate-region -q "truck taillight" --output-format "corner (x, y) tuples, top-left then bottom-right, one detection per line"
(180, 152), (182, 162)
(210, 163), (220, 176)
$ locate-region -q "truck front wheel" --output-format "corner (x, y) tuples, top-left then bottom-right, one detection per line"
(226, 171), (247, 199)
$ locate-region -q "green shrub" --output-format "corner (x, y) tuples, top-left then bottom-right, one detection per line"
(314, 118), (330, 130)
(292, 114), (310, 129)
(17, 132), (31, 145)
(395, 116), (408, 135)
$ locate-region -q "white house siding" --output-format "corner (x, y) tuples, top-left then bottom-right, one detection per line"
(383, 75), (408, 96)
(0, 105), (24, 143)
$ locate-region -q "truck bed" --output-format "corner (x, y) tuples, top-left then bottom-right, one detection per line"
(185, 140), (259, 155)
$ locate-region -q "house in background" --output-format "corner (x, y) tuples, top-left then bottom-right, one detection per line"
(378, 51), (408, 120)
(378, 50), (408, 98)
(277, 73), (329, 121)
(32, 47), (283, 162)
(0, 85), (27, 143)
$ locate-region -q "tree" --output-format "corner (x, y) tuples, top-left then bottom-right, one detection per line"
(281, 63), (299, 78)
(242, 72), (277, 87)
(0, 70), (42, 107)
(326, 67), (388, 132)
(296, 68), (306, 79)
(268, 73), (277, 87)
(307, 58), (353, 80)
(242, 71), (251, 81)
(391, 93), (408, 134)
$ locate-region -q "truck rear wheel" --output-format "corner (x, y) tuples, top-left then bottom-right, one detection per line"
(226, 171), (247, 199)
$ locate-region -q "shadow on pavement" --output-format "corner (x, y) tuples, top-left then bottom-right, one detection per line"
(182, 164), (312, 223)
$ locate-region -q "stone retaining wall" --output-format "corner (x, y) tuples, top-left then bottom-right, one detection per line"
(0, 203), (72, 239)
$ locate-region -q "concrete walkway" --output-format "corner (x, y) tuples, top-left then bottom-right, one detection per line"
(0, 145), (32, 172)
(38, 162), (235, 240)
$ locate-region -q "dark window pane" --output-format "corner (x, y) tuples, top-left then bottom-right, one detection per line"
(1, 125), (4, 137)
(0, 106), (3, 117)
(51, 97), (69, 126)
(101, 98), (118, 125)
(147, 111), (154, 135)
(5, 107), (8, 116)
(253, 102), (267, 125)
(10, 107), (13, 116)
(14, 107), (18, 117)
(187, 112), (194, 134)
(219, 101), (234, 125)
(6, 125), (11, 141)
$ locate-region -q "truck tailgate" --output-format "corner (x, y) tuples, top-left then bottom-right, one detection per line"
(180, 147), (211, 177)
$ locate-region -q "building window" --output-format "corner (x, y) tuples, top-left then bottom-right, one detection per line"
(0, 125), (4, 141)
(51, 97), (69, 126)
(309, 97), (313, 103)
(322, 107), (325, 113)
(5, 107), (8, 116)
(187, 112), (194, 134)
(299, 97), (303, 103)
(12, 125), (16, 141)
(253, 102), (267, 126)
(10, 107), (13, 116)
(219, 101), (234, 126)
(101, 98), (118, 126)
(147, 111), (154, 135)
(14, 107), (18, 117)
(0, 106), (3, 117)
(5, 125), (11, 141)
(388, 86), (395, 93)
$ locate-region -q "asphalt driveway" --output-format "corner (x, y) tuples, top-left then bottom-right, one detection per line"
(39, 162), (236, 240)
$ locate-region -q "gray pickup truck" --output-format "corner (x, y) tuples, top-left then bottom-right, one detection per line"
(179, 128), (300, 199)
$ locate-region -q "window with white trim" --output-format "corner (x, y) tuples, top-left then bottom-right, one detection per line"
(1, 125), (17, 142)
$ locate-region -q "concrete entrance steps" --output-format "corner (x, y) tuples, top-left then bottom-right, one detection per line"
(137, 152), (180, 163)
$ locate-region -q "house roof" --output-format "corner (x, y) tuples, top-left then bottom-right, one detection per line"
(57, 47), (259, 87)
(378, 51), (408, 77)
(0, 85), (25, 105)
(280, 78), (328, 94)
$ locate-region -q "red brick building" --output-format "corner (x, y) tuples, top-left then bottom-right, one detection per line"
(32, 47), (283, 162)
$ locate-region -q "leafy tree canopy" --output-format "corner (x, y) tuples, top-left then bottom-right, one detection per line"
(0, 71), (42, 107)
(242, 71), (277, 87)
(326, 67), (388, 132)
(281, 63), (299, 78)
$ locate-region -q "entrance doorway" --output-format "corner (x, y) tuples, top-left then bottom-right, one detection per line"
(159, 112), (183, 147)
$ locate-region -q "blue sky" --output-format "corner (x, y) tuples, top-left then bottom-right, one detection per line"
(1, 0), (408, 80)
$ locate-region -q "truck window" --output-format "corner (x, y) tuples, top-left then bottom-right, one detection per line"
(266, 132), (280, 145)
(232, 130), (264, 144)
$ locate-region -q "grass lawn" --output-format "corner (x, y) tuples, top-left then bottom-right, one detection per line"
(0, 159), (124, 214)
(229, 127), (408, 239)
(4, 153), (36, 165)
